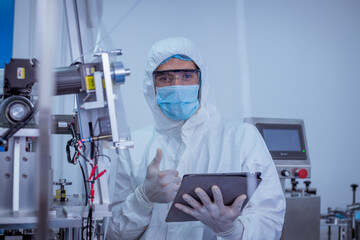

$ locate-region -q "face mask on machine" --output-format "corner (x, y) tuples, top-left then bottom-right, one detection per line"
(156, 85), (200, 121)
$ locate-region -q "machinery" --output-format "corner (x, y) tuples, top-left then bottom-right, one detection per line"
(0, 1), (133, 239)
(322, 184), (360, 240)
(244, 117), (321, 240)
(0, 53), (131, 239)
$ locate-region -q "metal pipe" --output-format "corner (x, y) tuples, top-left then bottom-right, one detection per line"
(34, 0), (58, 239)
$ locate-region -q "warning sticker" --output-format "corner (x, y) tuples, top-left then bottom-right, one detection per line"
(85, 76), (95, 90)
(17, 67), (25, 79)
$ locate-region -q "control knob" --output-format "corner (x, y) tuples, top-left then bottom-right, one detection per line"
(281, 169), (290, 177)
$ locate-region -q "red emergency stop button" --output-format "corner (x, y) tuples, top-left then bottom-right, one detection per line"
(296, 168), (308, 179)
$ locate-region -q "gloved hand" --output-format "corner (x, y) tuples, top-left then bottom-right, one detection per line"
(175, 185), (247, 235)
(142, 148), (181, 203)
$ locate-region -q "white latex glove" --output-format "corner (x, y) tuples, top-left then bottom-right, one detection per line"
(175, 185), (247, 235)
(142, 148), (181, 203)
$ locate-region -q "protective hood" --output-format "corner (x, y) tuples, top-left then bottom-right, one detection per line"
(143, 37), (219, 134)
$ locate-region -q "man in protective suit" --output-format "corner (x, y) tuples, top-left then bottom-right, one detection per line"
(107, 37), (285, 240)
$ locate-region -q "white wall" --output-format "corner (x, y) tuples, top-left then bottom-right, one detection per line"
(11, 0), (360, 215)
(243, 0), (360, 212)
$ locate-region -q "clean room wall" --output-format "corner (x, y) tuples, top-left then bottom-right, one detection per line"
(242, 0), (360, 213)
(11, 0), (360, 215)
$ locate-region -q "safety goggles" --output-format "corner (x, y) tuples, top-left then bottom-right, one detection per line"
(153, 69), (200, 87)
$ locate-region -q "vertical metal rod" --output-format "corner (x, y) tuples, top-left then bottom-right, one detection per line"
(35, 0), (57, 239)
(101, 53), (120, 143)
(352, 214), (356, 240)
(339, 225), (344, 240)
(64, 0), (84, 62)
(12, 138), (20, 213)
(68, 227), (73, 240)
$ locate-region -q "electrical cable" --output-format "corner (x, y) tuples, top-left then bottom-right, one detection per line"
(89, 122), (95, 160)
(79, 160), (88, 206)
(86, 206), (93, 240)
(76, 122), (111, 239)
(75, 144), (93, 165)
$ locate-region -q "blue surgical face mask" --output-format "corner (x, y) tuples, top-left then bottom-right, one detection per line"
(156, 85), (200, 121)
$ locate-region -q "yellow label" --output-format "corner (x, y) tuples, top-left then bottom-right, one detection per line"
(55, 189), (61, 199)
(85, 75), (106, 90)
(17, 67), (25, 79)
(85, 76), (95, 90)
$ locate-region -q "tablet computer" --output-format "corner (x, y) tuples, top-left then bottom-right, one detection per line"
(165, 172), (262, 222)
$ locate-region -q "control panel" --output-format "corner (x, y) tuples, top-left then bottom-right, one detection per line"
(244, 118), (311, 180)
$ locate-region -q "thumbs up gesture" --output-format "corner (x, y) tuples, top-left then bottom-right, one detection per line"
(143, 148), (182, 203)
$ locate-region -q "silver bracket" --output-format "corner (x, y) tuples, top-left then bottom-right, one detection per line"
(12, 138), (20, 214)
(96, 51), (120, 143)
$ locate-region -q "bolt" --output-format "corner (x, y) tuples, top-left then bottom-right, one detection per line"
(5, 156), (11, 161)
(4, 173), (10, 179)
(23, 157), (28, 162)
(22, 173), (28, 179)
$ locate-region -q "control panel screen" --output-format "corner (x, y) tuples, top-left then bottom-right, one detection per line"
(256, 123), (307, 160)
(262, 129), (301, 151)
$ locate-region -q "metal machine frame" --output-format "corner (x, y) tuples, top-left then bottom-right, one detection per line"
(0, 1), (132, 239)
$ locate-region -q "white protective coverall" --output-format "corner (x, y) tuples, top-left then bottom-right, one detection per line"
(107, 37), (285, 240)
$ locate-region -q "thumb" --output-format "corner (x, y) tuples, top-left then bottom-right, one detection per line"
(231, 194), (247, 213)
(148, 148), (162, 172)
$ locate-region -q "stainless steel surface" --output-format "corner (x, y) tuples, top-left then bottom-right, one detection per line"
(1, 196), (83, 239)
(54, 65), (82, 95)
(64, 0), (84, 62)
(0, 136), (38, 215)
(0, 128), (39, 137)
(100, 52), (119, 143)
(321, 219), (348, 240)
(0, 211), (82, 229)
(111, 61), (130, 84)
(281, 195), (321, 240)
(12, 137), (20, 213)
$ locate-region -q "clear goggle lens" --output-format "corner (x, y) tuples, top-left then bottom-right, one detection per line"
(153, 69), (200, 87)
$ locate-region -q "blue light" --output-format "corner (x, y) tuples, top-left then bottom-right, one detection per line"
(0, 0), (15, 68)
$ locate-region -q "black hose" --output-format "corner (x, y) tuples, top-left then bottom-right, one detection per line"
(79, 161), (88, 206)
